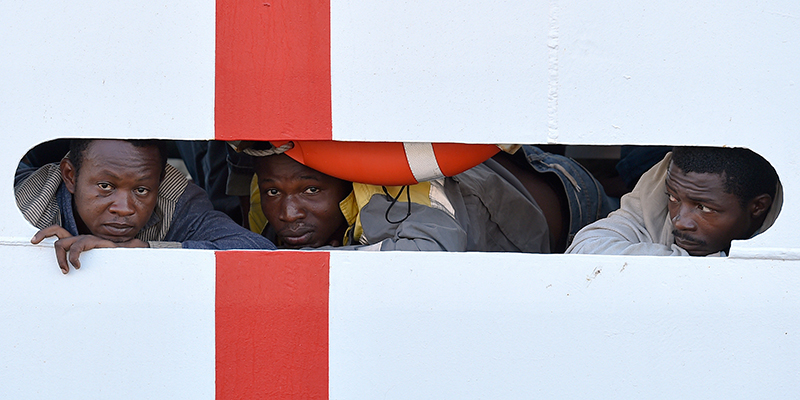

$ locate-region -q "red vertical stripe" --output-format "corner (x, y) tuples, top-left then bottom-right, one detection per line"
(216, 251), (329, 399)
(215, 0), (332, 141)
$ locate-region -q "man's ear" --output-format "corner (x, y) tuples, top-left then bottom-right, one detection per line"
(60, 158), (77, 194)
(749, 194), (773, 218)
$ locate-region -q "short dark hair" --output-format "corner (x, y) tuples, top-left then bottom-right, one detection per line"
(68, 139), (169, 175)
(671, 146), (778, 207)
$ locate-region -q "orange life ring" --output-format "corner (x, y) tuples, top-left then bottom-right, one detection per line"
(270, 141), (501, 186)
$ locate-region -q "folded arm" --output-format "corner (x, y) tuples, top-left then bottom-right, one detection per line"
(162, 182), (275, 250)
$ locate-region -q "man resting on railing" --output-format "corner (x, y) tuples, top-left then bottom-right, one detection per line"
(16, 139), (275, 274)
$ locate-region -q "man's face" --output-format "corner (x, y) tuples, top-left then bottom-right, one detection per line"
(665, 162), (754, 256)
(61, 140), (162, 243)
(254, 154), (352, 248)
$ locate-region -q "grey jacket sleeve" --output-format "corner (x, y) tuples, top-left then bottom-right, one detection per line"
(565, 205), (690, 256)
(358, 193), (468, 251)
(451, 160), (550, 253)
(163, 182), (276, 250)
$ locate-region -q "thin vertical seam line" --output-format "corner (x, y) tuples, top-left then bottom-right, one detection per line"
(547, 0), (559, 143)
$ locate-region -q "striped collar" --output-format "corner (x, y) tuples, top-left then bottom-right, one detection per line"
(15, 162), (189, 242)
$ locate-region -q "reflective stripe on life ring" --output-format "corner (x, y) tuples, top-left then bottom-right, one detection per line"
(271, 140), (501, 186)
(403, 142), (444, 182)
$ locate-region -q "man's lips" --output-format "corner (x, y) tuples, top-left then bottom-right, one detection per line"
(672, 231), (707, 254)
(674, 235), (699, 248)
(279, 230), (314, 247)
(101, 222), (135, 237)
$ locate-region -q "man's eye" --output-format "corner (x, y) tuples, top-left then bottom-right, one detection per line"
(304, 187), (320, 194)
(666, 193), (678, 202)
(698, 204), (713, 213)
(135, 187), (150, 195)
(98, 183), (112, 190)
(264, 188), (280, 197)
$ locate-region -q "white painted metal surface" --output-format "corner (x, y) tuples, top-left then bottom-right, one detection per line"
(0, 1), (216, 143)
(330, 252), (800, 399)
(1, 0), (798, 398)
(331, 0), (550, 143)
(557, 1), (800, 147)
(0, 246), (216, 399)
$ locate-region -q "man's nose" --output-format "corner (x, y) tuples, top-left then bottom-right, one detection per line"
(672, 206), (697, 231)
(108, 192), (135, 216)
(279, 196), (306, 222)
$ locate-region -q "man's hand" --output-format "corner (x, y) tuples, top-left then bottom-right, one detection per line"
(31, 226), (149, 274)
